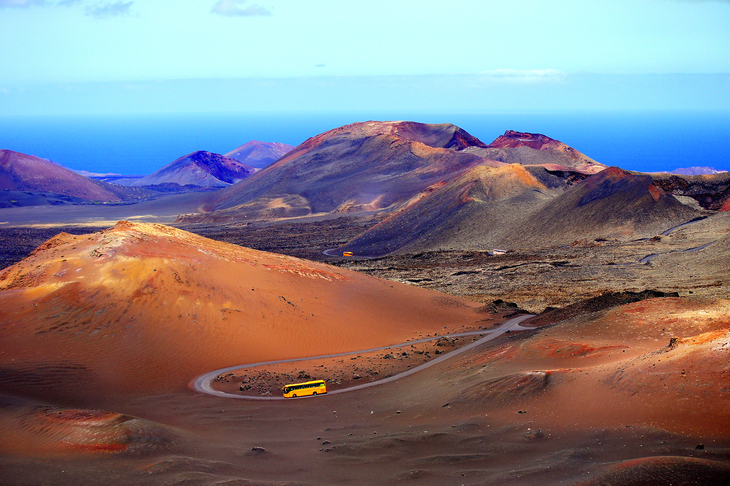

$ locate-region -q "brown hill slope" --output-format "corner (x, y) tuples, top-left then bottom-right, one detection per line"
(337, 164), (568, 256)
(203, 121), (494, 220)
(501, 167), (703, 247)
(132, 151), (256, 188)
(0, 150), (145, 203)
(225, 140), (294, 169)
(0, 221), (484, 404)
(337, 166), (704, 256)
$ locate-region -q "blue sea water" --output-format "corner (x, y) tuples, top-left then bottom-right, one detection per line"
(0, 110), (728, 175)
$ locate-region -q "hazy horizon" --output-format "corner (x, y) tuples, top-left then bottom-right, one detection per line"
(1, 1), (728, 174)
(1, 1), (729, 116)
(3, 110), (729, 175)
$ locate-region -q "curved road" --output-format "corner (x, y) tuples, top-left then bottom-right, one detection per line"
(192, 314), (535, 400)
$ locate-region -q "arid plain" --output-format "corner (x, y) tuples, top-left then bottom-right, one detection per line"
(1, 122), (729, 485)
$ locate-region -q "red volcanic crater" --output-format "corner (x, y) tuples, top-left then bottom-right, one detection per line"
(478, 130), (606, 174)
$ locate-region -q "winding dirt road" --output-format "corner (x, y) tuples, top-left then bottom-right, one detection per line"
(192, 314), (535, 400)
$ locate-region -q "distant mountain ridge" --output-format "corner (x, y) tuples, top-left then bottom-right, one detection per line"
(132, 151), (256, 188)
(669, 167), (727, 176)
(204, 121), (496, 219)
(225, 141), (294, 169)
(0, 149), (146, 203)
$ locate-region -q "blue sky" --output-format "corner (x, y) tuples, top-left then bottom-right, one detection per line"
(1, 0), (729, 114)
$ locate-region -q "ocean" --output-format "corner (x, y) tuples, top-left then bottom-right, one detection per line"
(1, 110), (728, 175)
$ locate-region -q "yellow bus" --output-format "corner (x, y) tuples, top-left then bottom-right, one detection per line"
(282, 380), (327, 398)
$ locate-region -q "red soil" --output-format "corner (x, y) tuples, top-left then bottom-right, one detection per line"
(0, 221), (486, 402)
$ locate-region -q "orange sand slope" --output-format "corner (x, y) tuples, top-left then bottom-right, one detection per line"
(432, 297), (730, 438)
(0, 396), (182, 456)
(0, 221), (485, 401)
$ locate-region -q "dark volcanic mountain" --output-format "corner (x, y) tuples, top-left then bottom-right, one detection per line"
(225, 141), (294, 169)
(338, 164), (568, 256)
(133, 151), (256, 188)
(499, 167), (702, 247)
(337, 166), (703, 256)
(204, 121), (496, 219)
(0, 150), (145, 203)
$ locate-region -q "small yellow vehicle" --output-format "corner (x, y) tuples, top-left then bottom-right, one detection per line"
(282, 379), (327, 398)
(343, 251), (354, 257)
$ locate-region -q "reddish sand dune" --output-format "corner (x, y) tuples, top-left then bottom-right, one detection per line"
(579, 456), (730, 485)
(0, 221), (485, 403)
(429, 297), (730, 438)
(0, 396), (181, 456)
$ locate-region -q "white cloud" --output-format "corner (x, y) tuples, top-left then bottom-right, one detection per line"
(211, 0), (271, 17)
(85, 1), (133, 19)
(0, 0), (46, 7)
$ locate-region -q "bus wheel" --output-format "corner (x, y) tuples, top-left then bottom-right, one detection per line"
(292, 394), (297, 398)
(312, 392), (317, 396)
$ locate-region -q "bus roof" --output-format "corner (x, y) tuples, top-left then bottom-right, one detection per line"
(283, 379), (325, 387)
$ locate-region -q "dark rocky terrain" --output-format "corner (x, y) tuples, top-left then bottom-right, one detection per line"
(652, 171), (730, 210)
